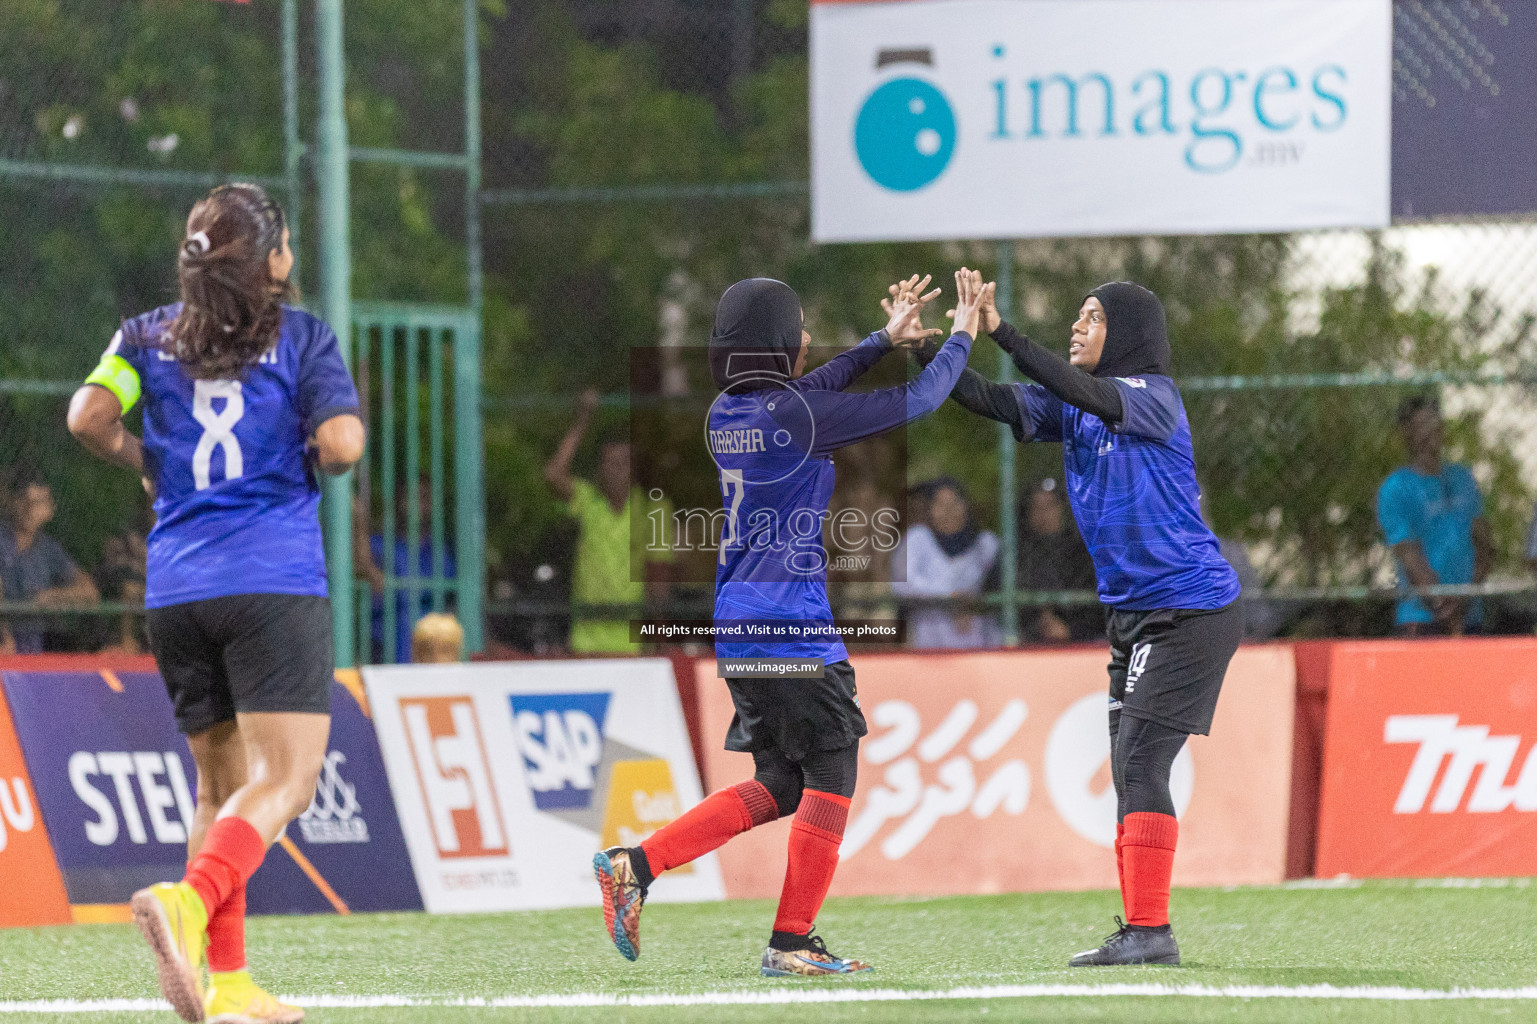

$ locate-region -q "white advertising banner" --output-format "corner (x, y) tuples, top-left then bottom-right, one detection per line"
(811, 0), (1391, 241)
(363, 659), (724, 912)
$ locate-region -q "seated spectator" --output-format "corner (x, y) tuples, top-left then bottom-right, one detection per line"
(892, 477), (999, 649)
(356, 477), (458, 664)
(1016, 478), (1100, 643)
(95, 529), (148, 655)
(0, 473), (99, 653)
(545, 388), (672, 653)
(1377, 395), (1492, 636)
(412, 612), (465, 663)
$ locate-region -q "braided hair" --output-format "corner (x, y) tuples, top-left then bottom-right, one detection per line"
(161, 183), (296, 379)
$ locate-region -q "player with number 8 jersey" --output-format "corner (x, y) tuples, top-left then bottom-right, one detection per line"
(100, 301), (356, 608)
(69, 183), (364, 1023)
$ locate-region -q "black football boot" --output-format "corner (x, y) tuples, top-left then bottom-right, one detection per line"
(1068, 916), (1180, 966)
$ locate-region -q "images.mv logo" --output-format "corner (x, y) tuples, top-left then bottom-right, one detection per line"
(855, 48), (957, 193)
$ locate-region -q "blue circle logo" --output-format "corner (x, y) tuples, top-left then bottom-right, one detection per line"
(854, 77), (956, 192)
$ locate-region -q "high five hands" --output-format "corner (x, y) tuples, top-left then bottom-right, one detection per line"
(883, 269), (997, 352)
(881, 273), (944, 349)
(947, 268), (996, 341)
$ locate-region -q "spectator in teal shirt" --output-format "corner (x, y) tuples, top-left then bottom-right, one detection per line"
(1376, 396), (1493, 635)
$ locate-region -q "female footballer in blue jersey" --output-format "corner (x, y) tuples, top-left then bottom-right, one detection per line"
(912, 275), (1242, 967)
(69, 184), (364, 1023)
(593, 270), (993, 977)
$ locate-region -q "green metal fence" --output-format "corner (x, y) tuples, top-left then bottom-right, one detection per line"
(350, 303), (484, 663)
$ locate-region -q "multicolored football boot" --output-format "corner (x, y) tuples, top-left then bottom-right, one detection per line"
(129, 881), (209, 1022)
(592, 846), (647, 961)
(761, 932), (872, 977)
(205, 970), (305, 1024)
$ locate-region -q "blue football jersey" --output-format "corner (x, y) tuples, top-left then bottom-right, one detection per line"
(103, 304), (360, 608)
(711, 331), (971, 661)
(1013, 374), (1239, 611)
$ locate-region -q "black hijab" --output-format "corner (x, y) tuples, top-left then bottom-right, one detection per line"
(924, 476), (981, 558)
(708, 278), (803, 391)
(1085, 281), (1170, 378)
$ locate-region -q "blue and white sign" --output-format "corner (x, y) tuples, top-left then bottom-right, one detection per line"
(811, 0), (1392, 241)
(365, 659), (724, 913)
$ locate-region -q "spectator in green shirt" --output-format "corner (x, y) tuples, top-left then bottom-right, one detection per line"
(545, 389), (671, 653)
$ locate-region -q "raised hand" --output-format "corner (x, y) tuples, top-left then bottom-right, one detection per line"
(946, 268), (995, 341)
(881, 273), (944, 349)
(979, 275), (1002, 334)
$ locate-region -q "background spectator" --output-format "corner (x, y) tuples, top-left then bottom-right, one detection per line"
(94, 528), (148, 655)
(356, 477), (459, 663)
(545, 388), (671, 653)
(892, 477), (998, 649)
(0, 473), (99, 653)
(412, 612), (465, 663)
(828, 457), (899, 622)
(1377, 395), (1492, 636)
(1015, 478), (1100, 643)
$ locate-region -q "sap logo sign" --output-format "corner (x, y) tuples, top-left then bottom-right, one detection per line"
(510, 692), (611, 811)
(69, 751), (196, 847)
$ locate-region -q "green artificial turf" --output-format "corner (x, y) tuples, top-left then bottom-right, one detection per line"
(1, 880), (1534, 1023)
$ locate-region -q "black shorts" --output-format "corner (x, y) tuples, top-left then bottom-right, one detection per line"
(147, 594), (335, 736)
(723, 660), (867, 762)
(1106, 600), (1244, 736)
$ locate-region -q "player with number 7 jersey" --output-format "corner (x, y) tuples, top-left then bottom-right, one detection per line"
(593, 270), (990, 978)
(69, 183), (363, 1023)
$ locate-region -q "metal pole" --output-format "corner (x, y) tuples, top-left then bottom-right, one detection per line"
(282, 0), (301, 279)
(317, 0), (355, 666)
(995, 240), (1019, 647)
(459, 0), (486, 653)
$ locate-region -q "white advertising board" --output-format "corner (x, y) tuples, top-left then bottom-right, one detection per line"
(364, 659), (724, 912)
(811, 0), (1391, 241)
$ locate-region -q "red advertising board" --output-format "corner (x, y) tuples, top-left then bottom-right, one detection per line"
(1315, 638), (1537, 879)
(0, 683), (71, 927)
(695, 646), (1295, 898)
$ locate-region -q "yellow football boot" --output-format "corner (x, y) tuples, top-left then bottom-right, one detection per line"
(205, 970), (305, 1024)
(129, 881), (209, 1022)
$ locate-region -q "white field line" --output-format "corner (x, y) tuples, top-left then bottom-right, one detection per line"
(5, 984), (1537, 1013)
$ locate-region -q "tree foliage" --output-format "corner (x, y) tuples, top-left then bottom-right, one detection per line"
(1, 0), (1530, 616)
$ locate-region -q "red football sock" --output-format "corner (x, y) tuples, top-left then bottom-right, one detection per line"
(1115, 821), (1128, 916)
(205, 881), (247, 973)
(1122, 811), (1178, 926)
(642, 780), (778, 875)
(184, 817), (267, 919)
(772, 790), (850, 936)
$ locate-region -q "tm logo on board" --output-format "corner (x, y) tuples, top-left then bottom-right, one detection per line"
(854, 48), (957, 192)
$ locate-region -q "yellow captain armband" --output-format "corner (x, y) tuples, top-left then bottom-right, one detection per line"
(84, 354), (142, 414)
